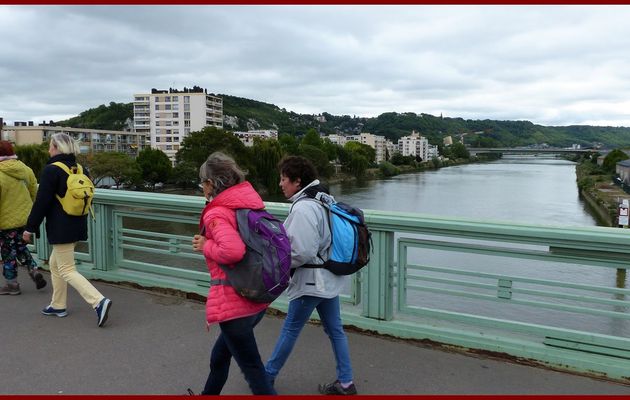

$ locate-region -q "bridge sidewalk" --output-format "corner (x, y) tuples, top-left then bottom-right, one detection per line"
(1, 272), (629, 395)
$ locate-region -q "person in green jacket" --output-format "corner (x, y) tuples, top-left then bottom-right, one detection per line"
(0, 140), (46, 295)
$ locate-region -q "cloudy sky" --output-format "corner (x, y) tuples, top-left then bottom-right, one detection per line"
(2, 5), (630, 127)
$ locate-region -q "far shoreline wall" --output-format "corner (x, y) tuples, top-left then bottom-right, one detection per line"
(580, 189), (614, 227)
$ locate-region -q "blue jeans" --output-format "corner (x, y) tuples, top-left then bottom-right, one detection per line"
(202, 310), (276, 395)
(265, 295), (353, 384)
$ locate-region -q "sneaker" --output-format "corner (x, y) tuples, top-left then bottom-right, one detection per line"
(29, 269), (47, 290)
(42, 305), (68, 317)
(95, 298), (112, 327)
(0, 283), (21, 295)
(318, 380), (357, 395)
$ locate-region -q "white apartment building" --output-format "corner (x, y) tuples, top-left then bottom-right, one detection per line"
(398, 130), (429, 161)
(133, 87), (223, 162)
(325, 133), (388, 163)
(233, 129), (278, 147)
(1, 123), (147, 157)
(354, 133), (387, 164)
(326, 134), (349, 147)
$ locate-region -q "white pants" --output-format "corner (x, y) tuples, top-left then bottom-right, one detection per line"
(49, 243), (103, 309)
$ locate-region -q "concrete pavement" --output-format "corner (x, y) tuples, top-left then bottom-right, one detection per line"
(1, 270), (629, 395)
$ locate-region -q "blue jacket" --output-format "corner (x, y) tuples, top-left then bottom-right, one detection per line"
(26, 153), (88, 244)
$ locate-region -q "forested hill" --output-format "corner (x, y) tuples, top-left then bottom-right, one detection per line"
(54, 95), (630, 149)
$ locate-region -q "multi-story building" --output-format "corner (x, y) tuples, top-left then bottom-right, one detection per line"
(325, 132), (389, 163)
(133, 87), (223, 162)
(398, 130), (429, 161)
(326, 134), (349, 147)
(233, 129), (278, 147)
(355, 133), (387, 164)
(1, 123), (147, 156)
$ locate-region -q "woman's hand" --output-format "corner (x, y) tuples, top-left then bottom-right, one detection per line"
(192, 234), (206, 252)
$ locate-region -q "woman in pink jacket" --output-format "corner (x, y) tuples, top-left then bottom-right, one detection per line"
(191, 152), (276, 395)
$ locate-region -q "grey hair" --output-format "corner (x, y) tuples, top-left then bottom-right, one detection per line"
(199, 151), (245, 197)
(51, 132), (81, 155)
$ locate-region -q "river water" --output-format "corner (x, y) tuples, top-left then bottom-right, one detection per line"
(325, 156), (628, 337)
(328, 155), (597, 227)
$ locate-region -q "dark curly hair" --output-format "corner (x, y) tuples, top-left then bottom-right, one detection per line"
(277, 156), (318, 188)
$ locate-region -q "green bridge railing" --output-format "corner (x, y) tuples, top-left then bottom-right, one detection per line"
(31, 189), (630, 383)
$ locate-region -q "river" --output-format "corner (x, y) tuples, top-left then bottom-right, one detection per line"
(325, 155), (627, 337)
(328, 155), (597, 227)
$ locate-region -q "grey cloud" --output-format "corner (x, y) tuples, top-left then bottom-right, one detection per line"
(3, 5), (630, 127)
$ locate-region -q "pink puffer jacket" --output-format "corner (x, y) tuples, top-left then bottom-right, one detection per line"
(199, 181), (268, 325)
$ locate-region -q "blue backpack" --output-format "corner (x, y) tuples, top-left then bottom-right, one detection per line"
(210, 209), (292, 303)
(301, 192), (372, 276)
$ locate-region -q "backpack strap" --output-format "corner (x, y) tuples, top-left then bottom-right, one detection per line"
(210, 279), (231, 286)
(52, 161), (83, 175)
(291, 193), (331, 269)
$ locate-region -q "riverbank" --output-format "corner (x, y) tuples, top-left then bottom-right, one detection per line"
(575, 161), (630, 227)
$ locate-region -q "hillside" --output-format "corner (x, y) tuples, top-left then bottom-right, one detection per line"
(55, 95), (630, 149)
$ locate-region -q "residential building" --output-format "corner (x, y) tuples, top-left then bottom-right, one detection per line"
(326, 134), (349, 147)
(355, 133), (387, 164)
(1, 123), (147, 156)
(233, 129), (278, 147)
(398, 130), (429, 161)
(617, 160), (630, 185)
(133, 87), (223, 162)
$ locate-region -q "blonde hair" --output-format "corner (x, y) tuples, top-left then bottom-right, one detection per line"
(199, 152), (245, 197)
(51, 132), (81, 155)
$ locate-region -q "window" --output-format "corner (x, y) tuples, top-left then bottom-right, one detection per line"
(165, 96), (171, 102)
(173, 121), (179, 126)
(184, 96), (190, 103)
(155, 104), (159, 110)
(174, 137), (180, 142)
(173, 129), (179, 134)
(156, 129), (161, 134)
(184, 120), (190, 127)
(184, 104), (190, 111)
(166, 129), (172, 135)
(165, 104), (171, 110)
(184, 128), (190, 135)
(173, 104), (179, 111)
(172, 96), (178, 101)
(155, 137), (161, 142)
(184, 112), (190, 119)
(172, 112), (179, 118)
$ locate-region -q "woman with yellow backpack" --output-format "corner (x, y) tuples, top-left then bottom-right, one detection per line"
(23, 132), (112, 327)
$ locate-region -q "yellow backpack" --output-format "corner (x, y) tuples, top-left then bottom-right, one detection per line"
(53, 162), (95, 218)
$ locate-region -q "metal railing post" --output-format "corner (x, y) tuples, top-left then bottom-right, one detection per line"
(361, 229), (394, 321)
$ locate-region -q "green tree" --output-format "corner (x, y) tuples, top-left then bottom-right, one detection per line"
(15, 143), (49, 178)
(602, 149), (629, 173)
(176, 127), (253, 180)
(299, 144), (332, 178)
(321, 139), (339, 161)
(449, 142), (470, 159)
(301, 128), (323, 148)
(171, 161), (199, 190)
(88, 152), (140, 187)
(278, 133), (299, 155)
(136, 148), (172, 188)
(252, 138), (283, 195)
(344, 141), (376, 164)
(347, 153), (368, 179)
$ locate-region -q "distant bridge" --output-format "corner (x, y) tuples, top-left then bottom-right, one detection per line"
(467, 147), (599, 155)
